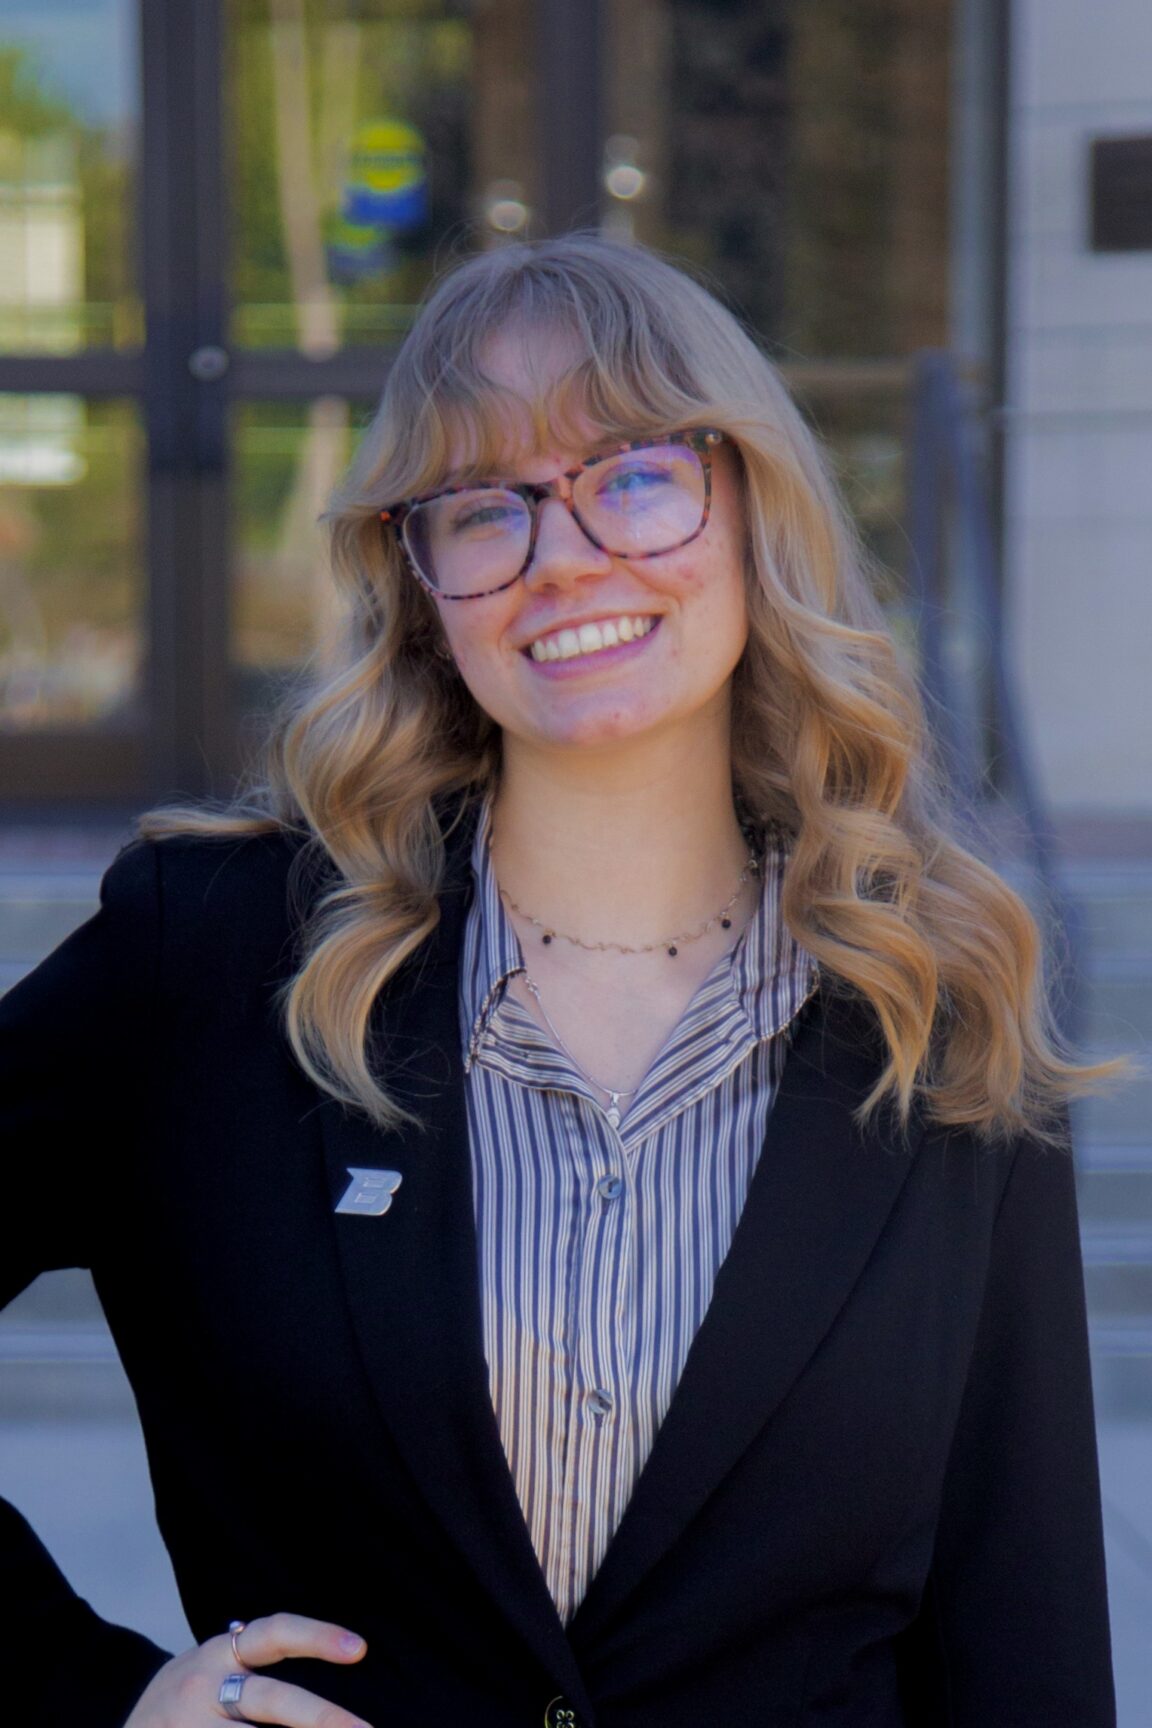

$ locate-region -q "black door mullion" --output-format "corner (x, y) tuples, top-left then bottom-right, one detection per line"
(538, 0), (603, 235)
(138, 0), (202, 798)
(0, 355), (145, 396)
(139, 0), (233, 800)
(229, 351), (395, 401)
(189, 0), (235, 796)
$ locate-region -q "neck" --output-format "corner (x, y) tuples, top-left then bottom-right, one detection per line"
(489, 719), (750, 949)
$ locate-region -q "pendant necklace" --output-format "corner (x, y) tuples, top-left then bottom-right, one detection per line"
(520, 973), (638, 1129)
(494, 833), (762, 1127)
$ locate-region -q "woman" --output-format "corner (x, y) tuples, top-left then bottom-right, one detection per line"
(0, 236), (1130, 1728)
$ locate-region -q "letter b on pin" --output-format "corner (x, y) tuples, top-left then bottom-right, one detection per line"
(335, 1167), (403, 1216)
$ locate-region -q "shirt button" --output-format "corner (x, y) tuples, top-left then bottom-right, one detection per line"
(545, 1700), (580, 1728)
(595, 1174), (624, 1200)
(588, 1388), (613, 1418)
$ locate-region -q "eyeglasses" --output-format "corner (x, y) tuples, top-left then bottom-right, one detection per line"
(379, 428), (725, 601)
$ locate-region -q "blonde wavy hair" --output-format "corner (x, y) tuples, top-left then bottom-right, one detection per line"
(137, 234), (1133, 1145)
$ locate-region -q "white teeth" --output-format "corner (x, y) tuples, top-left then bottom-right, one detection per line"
(527, 615), (657, 661)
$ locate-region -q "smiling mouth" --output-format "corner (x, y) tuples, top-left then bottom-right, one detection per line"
(526, 615), (658, 662)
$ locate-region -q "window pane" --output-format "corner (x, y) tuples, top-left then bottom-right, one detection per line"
(0, 0), (141, 352)
(227, 0), (538, 354)
(0, 394), (144, 728)
(604, 0), (952, 360)
(230, 398), (356, 746)
(602, 0), (950, 638)
(789, 377), (915, 657)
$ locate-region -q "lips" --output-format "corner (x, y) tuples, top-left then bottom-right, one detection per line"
(526, 614), (658, 662)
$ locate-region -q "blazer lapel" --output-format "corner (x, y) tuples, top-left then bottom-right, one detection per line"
(571, 986), (928, 1643)
(317, 814), (588, 1706)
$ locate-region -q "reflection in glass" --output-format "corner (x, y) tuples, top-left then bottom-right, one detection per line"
(604, 0), (952, 361)
(791, 380), (910, 619)
(0, 0), (140, 352)
(228, 0), (537, 353)
(231, 398), (358, 744)
(601, 0), (952, 634)
(0, 395), (144, 727)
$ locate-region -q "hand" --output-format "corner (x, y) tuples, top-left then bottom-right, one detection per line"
(123, 1612), (372, 1728)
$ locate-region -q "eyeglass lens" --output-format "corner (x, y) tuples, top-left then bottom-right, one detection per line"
(403, 442), (707, 596)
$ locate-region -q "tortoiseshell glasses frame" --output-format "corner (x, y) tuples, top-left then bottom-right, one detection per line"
(378, 428), (725, 601)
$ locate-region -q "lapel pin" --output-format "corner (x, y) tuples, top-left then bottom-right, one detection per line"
(335, 1167), (403, 1216)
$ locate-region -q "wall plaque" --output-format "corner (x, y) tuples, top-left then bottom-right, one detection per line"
(1090, 135), (1152, 251)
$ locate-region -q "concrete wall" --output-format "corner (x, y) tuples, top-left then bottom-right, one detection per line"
(1006, 0), (1152, 813)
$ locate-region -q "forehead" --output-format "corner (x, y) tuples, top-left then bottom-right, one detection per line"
(478, 323), (585, 404)
(436, 318), (661, 485)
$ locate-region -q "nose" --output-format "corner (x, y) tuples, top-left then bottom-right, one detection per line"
(522, 495), (613, 590)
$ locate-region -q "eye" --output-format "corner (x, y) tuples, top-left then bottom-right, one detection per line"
(607, 466), (668, 492)
(443, 492), (526, 535)
(597, 458), (675, 502)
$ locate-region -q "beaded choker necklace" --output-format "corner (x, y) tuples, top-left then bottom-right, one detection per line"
(494, 846), (760, 959)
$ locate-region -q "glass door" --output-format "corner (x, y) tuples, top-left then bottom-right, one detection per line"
(224, 0), (540, 756)
(602, 0), (956, 624)
(0, 0), (559, 806)
(0, 0), (147, 798)
(1, 0), (964, 809)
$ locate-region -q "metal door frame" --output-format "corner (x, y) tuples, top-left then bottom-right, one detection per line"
(0, 0), (602, 810)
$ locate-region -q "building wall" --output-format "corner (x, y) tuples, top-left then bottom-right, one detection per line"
(1006, 0), (1152, 813)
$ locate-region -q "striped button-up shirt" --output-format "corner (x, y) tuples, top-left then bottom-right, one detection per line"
(460, 798), (819, 1623)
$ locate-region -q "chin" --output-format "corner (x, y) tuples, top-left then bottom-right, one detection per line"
(525, 698), (691, 752)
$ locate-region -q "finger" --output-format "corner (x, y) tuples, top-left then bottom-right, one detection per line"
(231, 1614), (367, 1670)
(218, 1671), (372, 1728)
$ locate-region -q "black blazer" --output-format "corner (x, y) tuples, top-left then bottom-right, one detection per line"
(0, 813), (1115, 1727)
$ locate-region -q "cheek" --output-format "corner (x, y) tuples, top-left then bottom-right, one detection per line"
(438, 600), (504, 675)
(448, 639), (495, 705)
(437, 604), (522, 723)
(681, 545), (750, 662)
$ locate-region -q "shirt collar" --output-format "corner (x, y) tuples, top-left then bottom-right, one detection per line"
(732, 836), (821, 1044)
(461, 794), (526, 1069)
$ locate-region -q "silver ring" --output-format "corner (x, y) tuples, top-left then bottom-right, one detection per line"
(228, 1620), (248, 1668)
(219, 1672), (249, 1721)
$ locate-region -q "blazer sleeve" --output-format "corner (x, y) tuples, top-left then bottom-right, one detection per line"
(898, 1121), (1116, 1727)
(0, 838), (175, 1726)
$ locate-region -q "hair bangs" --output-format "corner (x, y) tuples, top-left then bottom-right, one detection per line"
(368, 250), (727, 505)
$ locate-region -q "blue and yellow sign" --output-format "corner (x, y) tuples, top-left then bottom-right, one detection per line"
(342, 119), (428, 232)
